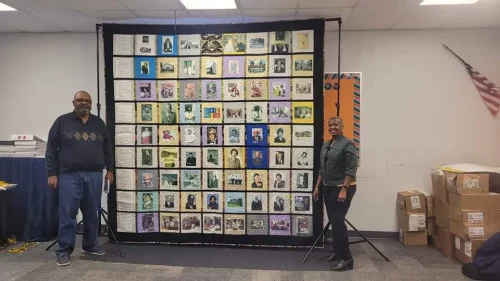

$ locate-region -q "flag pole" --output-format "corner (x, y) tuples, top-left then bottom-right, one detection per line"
(442, 44), (469, 67)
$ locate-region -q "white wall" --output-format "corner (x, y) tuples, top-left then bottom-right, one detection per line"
(0, 33), (107, 220)
(325, 28), (500, 231)
(0, 28), (499, 232)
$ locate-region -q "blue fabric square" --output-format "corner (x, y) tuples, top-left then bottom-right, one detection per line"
(246, 124), (268, 146)
(246, 147), (268, 169)
(135, 57), (157, 79)
(157, 35), (178, 56)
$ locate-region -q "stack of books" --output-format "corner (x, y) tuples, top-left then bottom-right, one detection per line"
(0, 135), (46, 158)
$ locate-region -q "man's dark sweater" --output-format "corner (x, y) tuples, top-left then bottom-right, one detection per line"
(45, 112), (114, 176)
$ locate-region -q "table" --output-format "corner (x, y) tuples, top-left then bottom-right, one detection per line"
(0, 157), (58, 242)
(0, 184), (17, 240)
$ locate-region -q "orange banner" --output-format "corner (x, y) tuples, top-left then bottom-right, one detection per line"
(323, 73), (361, 161)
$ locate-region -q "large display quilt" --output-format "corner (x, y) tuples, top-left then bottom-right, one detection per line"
(103, 19), (325, 246)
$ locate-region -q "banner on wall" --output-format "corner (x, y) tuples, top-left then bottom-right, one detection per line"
(103, 19), (326, 247)
(323, 73), (361, 162)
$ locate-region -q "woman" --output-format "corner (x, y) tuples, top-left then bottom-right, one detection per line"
(313, 116), (358, 271)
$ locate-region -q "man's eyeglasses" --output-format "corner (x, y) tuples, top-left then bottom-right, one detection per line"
(75, 99), (92, 104)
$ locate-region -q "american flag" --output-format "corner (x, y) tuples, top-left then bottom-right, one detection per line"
(444, 44), (500, 117)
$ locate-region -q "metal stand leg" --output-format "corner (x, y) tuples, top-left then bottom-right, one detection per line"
(45, 220), (84, 251)
(98, 207), (124, 257)
(302, 220), (390, 264)
(46, 208), (125, 258)
(346, 219), (389, 262)
(302, 222), (331, 264)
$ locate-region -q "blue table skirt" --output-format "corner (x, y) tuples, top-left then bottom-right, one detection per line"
(0, 157), (58, 242)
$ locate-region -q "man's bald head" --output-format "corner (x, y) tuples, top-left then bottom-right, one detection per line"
(74, 91), (91, 101)
(73, 91), (92, 118)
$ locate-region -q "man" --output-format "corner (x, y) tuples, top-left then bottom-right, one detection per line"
(229, 128), (239, 143)
(251, 196), (262, 211)
(142, 172), (153, 189)
(165, 195), (174, 208)
(186, 152), (196, 166)
(252, 151), (263, 166)
(46, 91), (114, 267)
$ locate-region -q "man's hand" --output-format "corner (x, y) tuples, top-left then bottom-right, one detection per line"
(48, 176), (58, 188)
(313, 188), (320, 202)
(105, 171), (114, 184)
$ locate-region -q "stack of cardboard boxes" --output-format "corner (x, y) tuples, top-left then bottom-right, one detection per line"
(397, 190), (428, 245)
(432, 169), (500, 263)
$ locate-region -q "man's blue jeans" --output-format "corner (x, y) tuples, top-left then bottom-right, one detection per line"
(56, 172), (102, 258)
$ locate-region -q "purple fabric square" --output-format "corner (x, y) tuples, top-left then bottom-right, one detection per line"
(223, 56), (245, 78)
(269, 215), (291, 236)
(201, 80), (222, 100)
(136, 80), (157, 101)
(269, 79), (290, 100)
(269, 102), (292, 123)
(202, 125), (223, 145)
(137, 213), (159, 233)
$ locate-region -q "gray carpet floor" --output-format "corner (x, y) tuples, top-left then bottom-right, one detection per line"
(0, 236), (471, 281)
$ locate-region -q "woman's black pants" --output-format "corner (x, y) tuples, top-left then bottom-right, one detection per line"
(322, 185), (357, 261)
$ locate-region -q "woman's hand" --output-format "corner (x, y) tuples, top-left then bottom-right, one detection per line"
(313, 188), (320, 202)
(338, 188), (347, 202)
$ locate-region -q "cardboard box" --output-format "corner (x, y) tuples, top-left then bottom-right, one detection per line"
(449, 192), (500, 210)
(427, 217), (437, 236)
(399, 228), (428, 246)
(397, 191), (427, 213)
(433, 226), (455, 259)
(454, 236), (486, 264)
(426, 195), (434, 217)
(397, 208), (427, 232)
(434, 199), (450, 229)
(446, 173), (489, 194)
(450, 220), (500, 240)
(449, 207), (500, 224)
(437, 163), (500, 194)
(432, 169), (448, 202)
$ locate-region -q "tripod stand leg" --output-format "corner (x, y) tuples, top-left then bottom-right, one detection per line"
(100, 211), (125, 257)
(302, 222), (330, 264)
(345, 219), (389, 262)
(45, 220), (85, 251)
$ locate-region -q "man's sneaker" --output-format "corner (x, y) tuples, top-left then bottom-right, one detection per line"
(82, 246), (106, 256)
(56, 255), (70, 267)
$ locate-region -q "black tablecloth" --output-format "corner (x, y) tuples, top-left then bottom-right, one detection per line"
(0, 157), (58, 242)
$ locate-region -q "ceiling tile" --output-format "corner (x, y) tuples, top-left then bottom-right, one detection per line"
(244, 16), (298, 23)
(31, 11), (97, 32)
(297, 8), (352, 19)
(160, 17), (245, 24)
(0, 11), (64, 32)
(80, 10), (138, 20)
(65, 0), (127, 11)
(243, 9), (296, 18)
(325, 21), (342, 30)
(0, 23), (19, 32)
(134, 10), (189, 18)
(239, 0), (298, 9)
(356, 0), (422, 8)
(442, 4), (500, 28)
(105, 18), (146, 24)
(187, 9), (242, 17)
(343, 6), (410, 30)
(299, 0), (358, 8)
(391, 6), (458, 29)
(119, 0), (185, 11)
(0, 0), (70, 12)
